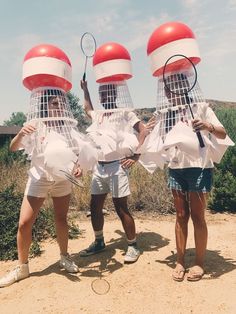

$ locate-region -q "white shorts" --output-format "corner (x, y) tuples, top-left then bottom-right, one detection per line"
(91, 161), (130, 198)
(24, 177), (72, 198)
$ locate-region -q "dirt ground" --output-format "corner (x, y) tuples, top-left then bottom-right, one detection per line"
(0, 211), (236, 314)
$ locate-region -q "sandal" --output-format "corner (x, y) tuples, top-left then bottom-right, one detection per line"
(187, 265), (204, 282)
(172, 264), (185, 282)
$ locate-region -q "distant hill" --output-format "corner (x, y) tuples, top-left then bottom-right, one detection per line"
(207, 99), (236, 110)
(135, 99), (236, 122)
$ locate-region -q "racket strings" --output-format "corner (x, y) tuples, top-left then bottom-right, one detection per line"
(81, 33), (96, 57)
(156, 70), (205, 139)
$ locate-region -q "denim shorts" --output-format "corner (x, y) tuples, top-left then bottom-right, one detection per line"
(168, 168), (213, 193)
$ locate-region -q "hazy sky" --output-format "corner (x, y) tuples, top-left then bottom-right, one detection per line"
(0, 0), (236, 123)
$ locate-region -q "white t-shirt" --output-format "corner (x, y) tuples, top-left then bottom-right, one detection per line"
(18, 123), (50, 180)
(88, 110), (140, 161)
(19, 123), (77, 181)
(90, 110), (140, 132)
(168, 103), (224, 169)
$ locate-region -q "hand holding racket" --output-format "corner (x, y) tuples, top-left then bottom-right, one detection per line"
(80, 32), (96, 81)
(162, 54), (205, 148)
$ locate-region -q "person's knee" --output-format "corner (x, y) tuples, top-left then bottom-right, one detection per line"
(191, 211), (206, 226)
(176, 210), (190, 224)
(115, 207), (128, 219)
(91, 194), (106, 211)
(18, 219), (33, 233)
(90, 201), (99, 212)
(114, 203), (131, 220)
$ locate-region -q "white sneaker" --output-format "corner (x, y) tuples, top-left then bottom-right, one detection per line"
(0, 264), (29, 288)
(59, 254), (79, 273)
(124, 246), (140, 263)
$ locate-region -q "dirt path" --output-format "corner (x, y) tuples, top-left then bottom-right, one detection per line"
(0, 212), (236, 314)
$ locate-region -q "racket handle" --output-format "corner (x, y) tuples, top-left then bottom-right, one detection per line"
(82, 72), (86, 81)
(196, 131), (205, 148)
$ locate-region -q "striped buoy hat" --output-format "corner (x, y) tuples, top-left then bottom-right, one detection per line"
(147, 22), (205, 138)
(92, 42), (133, 111)
(22, 44), (77, 150)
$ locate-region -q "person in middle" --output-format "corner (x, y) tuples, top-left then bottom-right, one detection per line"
(79, 42), (147, 263)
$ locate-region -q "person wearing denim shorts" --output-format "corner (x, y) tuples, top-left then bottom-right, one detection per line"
(80, 80), (148, 263)
(161, 81), (228, 281)
(167, 105), (227, 281)
(144, 71), (229, 281)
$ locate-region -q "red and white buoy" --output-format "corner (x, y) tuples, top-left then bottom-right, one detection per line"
(23, 44), (72, 92)
(93, 42), (132, 83)
(147, 22), (205, 141)
(147, 21), (201, 77)
(22, 44), (77, 151)
(92, 42), (133, 111)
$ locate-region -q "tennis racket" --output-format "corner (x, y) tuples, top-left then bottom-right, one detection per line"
(59, 170), (85, 188)
(162, 54), (205, 148)
(80, 32), (97, 81)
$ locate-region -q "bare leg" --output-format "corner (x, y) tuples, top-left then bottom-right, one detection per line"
(90, 194), (107, 231)
(17, 195), (45, 264)
(79, 194), (107, 256)
(172, 190), (190, 267)
(53, 194), (71, 255)
(112, 196), (136, 240)
(189, 192), (208, 268)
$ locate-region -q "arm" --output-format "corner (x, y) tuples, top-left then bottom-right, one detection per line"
(10, 124), (36, 152)
(73, 165), (83, 178)
(133, 121), (150, 148)
(121, 120), (149, 169)
(192, 119), (226, 139)
(80, 80), (94, 119)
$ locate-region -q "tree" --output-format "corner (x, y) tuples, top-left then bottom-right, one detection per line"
(4, 112), (26, 127)
(67, 92), (90, 131)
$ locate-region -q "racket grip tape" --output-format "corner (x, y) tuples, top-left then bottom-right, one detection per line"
(82, 72), (86, 81)
(196, 131), (205, 148)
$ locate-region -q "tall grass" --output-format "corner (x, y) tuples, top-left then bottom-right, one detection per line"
(0, 161), (28, 194)
(1, 161), (174, 214)
(129, 164), (174, 214)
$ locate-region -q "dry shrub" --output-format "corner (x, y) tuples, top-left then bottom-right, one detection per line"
(129, 164), (174, 214)
(1, 161), (174, 215)
(71, 164), (175, 214)
(70, 173), (92, 211)
(0, 161), (28, 193)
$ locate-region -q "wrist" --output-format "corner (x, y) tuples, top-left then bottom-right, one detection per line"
(132, 153), (140, 161)
(18, 132), (25, 138)
(209, 123), (215, 133)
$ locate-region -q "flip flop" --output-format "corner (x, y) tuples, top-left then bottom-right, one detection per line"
(172, 264), (185, 282)
(187, 265), (204, 282)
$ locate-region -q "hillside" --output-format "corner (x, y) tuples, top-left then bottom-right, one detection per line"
(135, 99), (236, 122)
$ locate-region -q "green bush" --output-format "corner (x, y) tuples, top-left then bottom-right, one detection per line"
(0, 140), (27, 166)
(209, 170), (236, 212)
(0, 185), (22, 260)
(208, 108), (236, 212)
(0, 184), (80, 261)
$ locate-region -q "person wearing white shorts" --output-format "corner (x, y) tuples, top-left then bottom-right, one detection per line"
(91, 161), (130, 198)
(24, 177), (72, 198)
(0, 93), (81, 288)
(79, 81), (148, 263)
